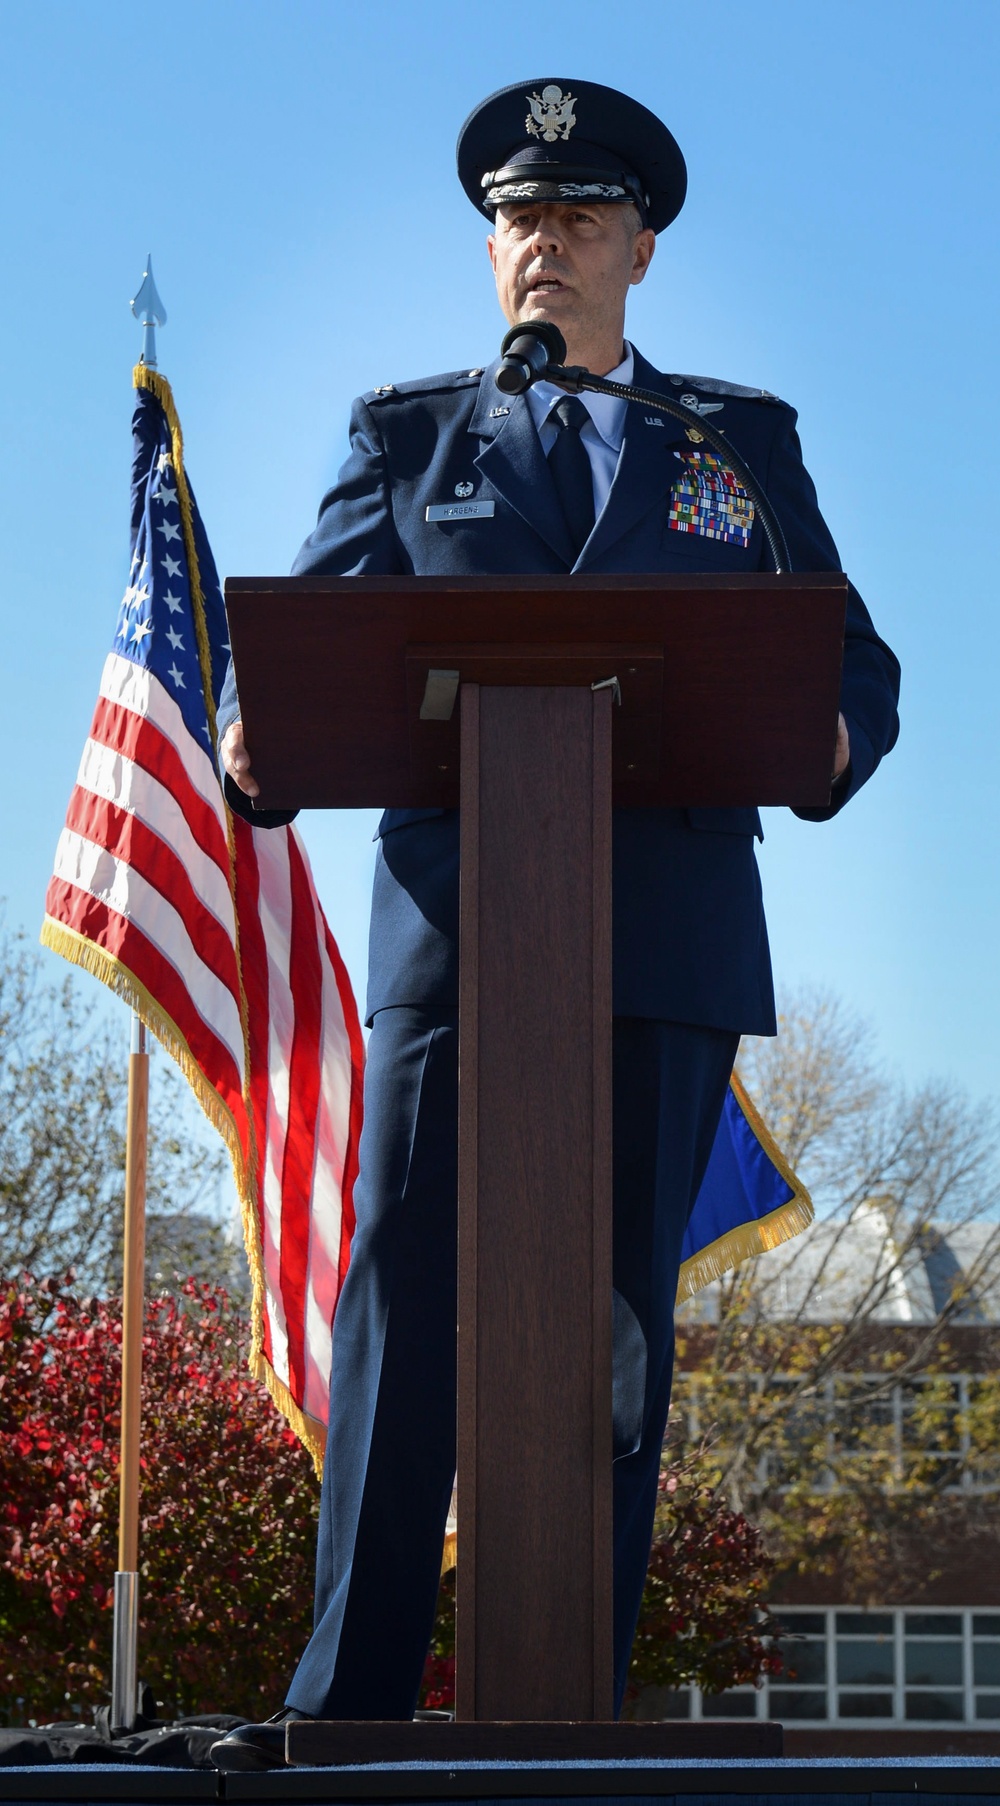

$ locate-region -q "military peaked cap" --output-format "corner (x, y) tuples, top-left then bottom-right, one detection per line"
(456, 77), (687, 234)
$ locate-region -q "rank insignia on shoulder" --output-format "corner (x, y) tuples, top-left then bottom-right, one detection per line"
(373, 383), (395, 395)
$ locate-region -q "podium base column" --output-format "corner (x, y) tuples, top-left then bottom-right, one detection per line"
(456, 683), (614, 1723)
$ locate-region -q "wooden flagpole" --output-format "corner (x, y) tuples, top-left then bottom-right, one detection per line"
(109, 264), (165, 1733)
(111, 1015), (148, 1730)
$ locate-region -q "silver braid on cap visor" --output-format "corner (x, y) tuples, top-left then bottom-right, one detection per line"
(484, 178), (638, 206)
(481, 163), (651, 216)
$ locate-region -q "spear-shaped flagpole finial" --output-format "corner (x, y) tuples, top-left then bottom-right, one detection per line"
(130, 254), (167, 369)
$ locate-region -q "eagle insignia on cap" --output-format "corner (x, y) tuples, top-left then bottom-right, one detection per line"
(525, 85), (577, 142)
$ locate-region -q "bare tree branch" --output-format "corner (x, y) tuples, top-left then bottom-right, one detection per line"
(0, 913), (231, 1292)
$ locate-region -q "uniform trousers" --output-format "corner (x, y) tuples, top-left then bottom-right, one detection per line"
(286, 1005), (738, 1721)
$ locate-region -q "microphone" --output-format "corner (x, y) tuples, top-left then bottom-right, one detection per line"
(494, 320), (568, 394)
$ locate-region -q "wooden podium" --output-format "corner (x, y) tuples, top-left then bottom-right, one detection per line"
(224, 570), (847, 1762)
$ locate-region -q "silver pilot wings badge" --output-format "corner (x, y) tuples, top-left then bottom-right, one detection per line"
(680, 393), (725, 417)
(525, 85), (577, 142)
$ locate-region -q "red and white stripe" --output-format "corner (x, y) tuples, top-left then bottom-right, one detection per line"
(44, 649), (364, 1444)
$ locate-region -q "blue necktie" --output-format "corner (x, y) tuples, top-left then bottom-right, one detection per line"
(548, 395), (596, 558)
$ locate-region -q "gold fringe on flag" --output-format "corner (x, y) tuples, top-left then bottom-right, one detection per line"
(674, 1194), (815, 1301)
(250, 1358), (327, 1473)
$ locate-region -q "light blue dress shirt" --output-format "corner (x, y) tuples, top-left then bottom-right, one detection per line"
(525, 341), (634, 521)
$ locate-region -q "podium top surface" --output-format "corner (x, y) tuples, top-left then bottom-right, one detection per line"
(224, 571), (847, 811)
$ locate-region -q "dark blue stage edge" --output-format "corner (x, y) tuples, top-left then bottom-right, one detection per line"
(3, 1759), (1000, 1802)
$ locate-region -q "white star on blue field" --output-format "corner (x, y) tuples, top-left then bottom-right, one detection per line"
(113, 443), (216, 746)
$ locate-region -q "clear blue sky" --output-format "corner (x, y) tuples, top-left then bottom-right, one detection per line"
(2, 1), (998, 1133)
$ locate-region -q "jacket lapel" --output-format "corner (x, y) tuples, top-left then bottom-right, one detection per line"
(470, 361), (577, 567)
(579, 348), (689, 569)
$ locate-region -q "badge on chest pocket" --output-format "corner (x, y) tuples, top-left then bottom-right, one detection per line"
(667, 449), (754, 549)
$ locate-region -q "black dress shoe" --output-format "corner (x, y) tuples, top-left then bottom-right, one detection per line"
(209, 1707), (312, 1772)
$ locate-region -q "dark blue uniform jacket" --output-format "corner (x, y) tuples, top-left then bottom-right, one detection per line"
(220, 346), (900, 1034)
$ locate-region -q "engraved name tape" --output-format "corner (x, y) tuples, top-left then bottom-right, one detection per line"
(426, 501), (496, 521)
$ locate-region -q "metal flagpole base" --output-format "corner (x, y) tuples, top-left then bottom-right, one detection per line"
(111, 1569), (139, 1731)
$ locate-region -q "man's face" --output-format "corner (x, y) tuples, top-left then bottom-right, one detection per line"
(487, 201), (655, 367)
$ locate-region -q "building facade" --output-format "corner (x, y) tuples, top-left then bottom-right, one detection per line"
(662, 1209), (1000, 1753)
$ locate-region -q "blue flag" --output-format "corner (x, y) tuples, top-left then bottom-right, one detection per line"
(679, 1072), (812, 1301)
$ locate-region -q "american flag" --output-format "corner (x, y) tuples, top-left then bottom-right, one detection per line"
(41, 366), (364, 1466)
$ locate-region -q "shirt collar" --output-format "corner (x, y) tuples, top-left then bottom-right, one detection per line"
(526, 341), (634, 452)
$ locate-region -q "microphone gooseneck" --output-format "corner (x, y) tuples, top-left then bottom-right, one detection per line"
(492, 329), (790, 572)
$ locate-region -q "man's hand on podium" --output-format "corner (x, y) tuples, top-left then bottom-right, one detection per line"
(221, 719), (259, 799)
(834, 711), (850, 782)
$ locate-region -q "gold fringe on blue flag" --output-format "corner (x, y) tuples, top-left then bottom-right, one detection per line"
(676, 1070), (813, 1302)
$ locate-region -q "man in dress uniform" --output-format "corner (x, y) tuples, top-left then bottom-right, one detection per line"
(212, 79), (900, 1766)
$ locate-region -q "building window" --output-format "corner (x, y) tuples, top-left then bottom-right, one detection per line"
(674, 1372), (1000, 1496)
(648, 1608), (1000, 1725)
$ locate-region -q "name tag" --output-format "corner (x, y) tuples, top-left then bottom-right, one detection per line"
(425, 501), (495, 522)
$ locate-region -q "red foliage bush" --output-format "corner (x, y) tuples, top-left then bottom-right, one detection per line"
(0, 1274), (318, 1725)
(420, 1569), (455, 1711)
(626, 1463), (783, 1697)
(420, 1459), (782, 1710)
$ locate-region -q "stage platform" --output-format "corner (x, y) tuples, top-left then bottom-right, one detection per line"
(2, 1759), (1000, 1804)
